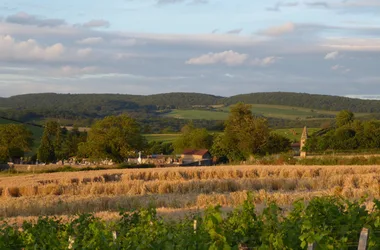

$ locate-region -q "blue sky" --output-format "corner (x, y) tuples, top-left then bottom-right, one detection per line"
(0, 0), (380, 97)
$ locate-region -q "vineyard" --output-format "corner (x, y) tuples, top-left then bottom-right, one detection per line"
(1, 196), (380, 249)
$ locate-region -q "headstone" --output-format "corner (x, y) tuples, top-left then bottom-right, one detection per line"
(138, 151), (142, 164)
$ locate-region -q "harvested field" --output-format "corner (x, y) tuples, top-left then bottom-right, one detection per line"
(1, 165), (380, 218)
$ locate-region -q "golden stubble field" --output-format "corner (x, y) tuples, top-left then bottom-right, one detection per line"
(1, 165), (380, 222)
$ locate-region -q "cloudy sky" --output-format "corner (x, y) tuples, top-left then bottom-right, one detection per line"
(0, 0), (379, 97)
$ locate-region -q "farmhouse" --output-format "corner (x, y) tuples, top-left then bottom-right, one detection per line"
(181, 149), (213, 166)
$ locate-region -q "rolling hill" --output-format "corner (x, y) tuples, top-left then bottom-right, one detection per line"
(1, 92), (380, 113)
(1, 92), (380, 132)
(220, 92), (380, 113)
(162, 104), (373, 121)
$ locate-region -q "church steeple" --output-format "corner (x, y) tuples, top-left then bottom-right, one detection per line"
(300, 126), (308, 158)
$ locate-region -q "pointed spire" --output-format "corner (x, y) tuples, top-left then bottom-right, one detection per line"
(300, 126), (308, 158)
(301, 126), (308, 140)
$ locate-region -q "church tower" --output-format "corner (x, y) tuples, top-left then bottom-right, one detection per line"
(300, 126), (308, 158)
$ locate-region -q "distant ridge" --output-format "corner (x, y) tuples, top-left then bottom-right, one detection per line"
(220, 92), (380, 113)
(1, 92), (380, 113)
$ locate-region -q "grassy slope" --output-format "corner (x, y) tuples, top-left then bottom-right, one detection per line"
(144, 128), (319, 143)
(274, 128), (319, 142)
(144, 134), (180, 143)
(163, 109), (229, 120)
(163, 104), (370, 121)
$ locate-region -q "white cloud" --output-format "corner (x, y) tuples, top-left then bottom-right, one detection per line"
(324, 51), (339, 60)
(259, 22), (295, 36)
(186, 51), (281, 67)
(77, 37), (104, 45)
(186, 50), (249, 66)
(77, 48), (92, 57)
(305, 1), (329, 8)
(224, 73), (235, 78)
(344, 68), (351, 73)
(322, 37), (380, 51)
(331, 64), (343, 70)
(331, 64), (350, 73)
(125, 33), (265, 47)
(111, 38), (139, 46)
(266, 1), (299, 11)
(251, 56), (282, 66)
(82, 19), (110, 28)
(0, 35), (64, 61)
(60, 66), (98, 76)
(226, 28), (243, 35)
(5, 12), (66, 27)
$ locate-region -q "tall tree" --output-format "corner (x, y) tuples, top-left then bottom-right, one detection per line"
(79, 115), (146, 162)
(37, 121), (61, 163)
(222, 103), (270, 161)
(37, 132), (55, 163)
(0, 124), (33, 163)
(62, 126), (87, 159)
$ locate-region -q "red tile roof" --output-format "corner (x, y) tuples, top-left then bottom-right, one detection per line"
(182, 149), (210, 156)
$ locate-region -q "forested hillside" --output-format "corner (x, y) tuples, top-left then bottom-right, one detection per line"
(1, 92), (379, 132)
(2, 92), (380, 113)
(0, 92), (222, 110)
(221, 92), (380, 113)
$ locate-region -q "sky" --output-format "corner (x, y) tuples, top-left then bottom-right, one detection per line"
(0, 0), (380, 97)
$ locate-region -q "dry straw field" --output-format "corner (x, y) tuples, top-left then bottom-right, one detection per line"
(1, 165), (380, 220)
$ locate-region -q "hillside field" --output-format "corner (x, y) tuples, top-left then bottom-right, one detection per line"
(162, 104), (371, 121)
(163, 109), (229, 120)
(144, 127), (320, 143)
(144, 133), (180, 143)
(274, 127), (320, 141)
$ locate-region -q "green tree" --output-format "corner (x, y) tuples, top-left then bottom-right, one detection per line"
(261, 133), (292, 154)
(222, 103), (270, 161)
(210, 133), (229, 163)
(336, 110), (354, 128)
(37, 121), (61, 163)
(173, 123), (213, 153)
(37, 132), (55, 163)
(147, 141), (174, 155)
(0, 124), (33, 163)
(61, 126), (87, 159)
(79, 115), (146, 162)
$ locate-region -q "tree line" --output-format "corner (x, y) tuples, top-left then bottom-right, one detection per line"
(3, 104), (380, 165)
(0, 103), (292, 164)
(305, 110), (380, 153)
(2, 92), (380, 113)
(3, 92), (378, 133)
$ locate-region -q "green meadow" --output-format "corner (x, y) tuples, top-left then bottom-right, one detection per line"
(163, 109), (229, 120)
(143, 134), (180, 143)
(162, 104), (371, 121)
(144, 128), (320, 143)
